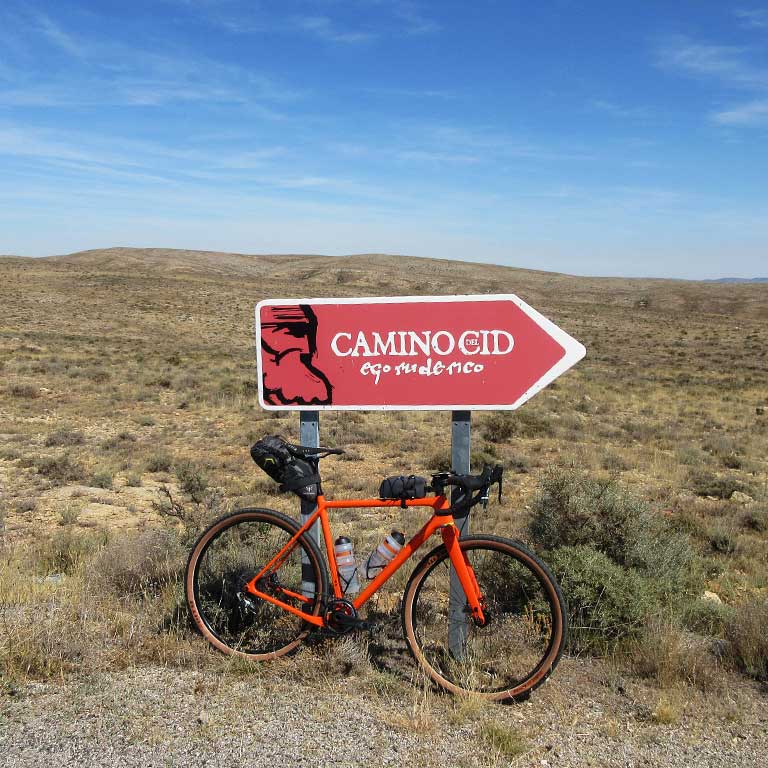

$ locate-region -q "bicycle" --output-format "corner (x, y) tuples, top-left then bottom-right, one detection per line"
(185, 437), (567, 702)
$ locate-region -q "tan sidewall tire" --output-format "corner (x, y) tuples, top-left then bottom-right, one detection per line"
(402, 535), (566, 701)
(185, 508), (327, 660)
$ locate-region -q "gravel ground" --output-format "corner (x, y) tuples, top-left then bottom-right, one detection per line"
(1, 660), (766, 768)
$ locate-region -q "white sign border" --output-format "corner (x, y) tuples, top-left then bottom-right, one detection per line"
(255, 294), (586, 411)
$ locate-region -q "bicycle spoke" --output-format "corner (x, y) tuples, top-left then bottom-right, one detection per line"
(188, 511), (325, 657)
(406, 538), (563, 696)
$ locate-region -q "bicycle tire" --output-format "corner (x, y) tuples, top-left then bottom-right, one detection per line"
(402, 534), (567, 701)
(186, 508), (328, 659)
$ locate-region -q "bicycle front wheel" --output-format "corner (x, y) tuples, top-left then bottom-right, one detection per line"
(402, 535), (566, 701)
(185, 508), (328, 659)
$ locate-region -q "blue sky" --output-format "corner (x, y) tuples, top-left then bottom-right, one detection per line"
(0, 1), (766, 278)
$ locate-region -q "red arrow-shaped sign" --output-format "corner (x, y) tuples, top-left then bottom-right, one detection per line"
(256, 295), (585, 410)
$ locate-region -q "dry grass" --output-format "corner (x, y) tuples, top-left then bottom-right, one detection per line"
(0, 246), (766, 707)
(726, 597), (768, 681)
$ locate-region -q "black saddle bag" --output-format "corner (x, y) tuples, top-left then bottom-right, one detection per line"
(250, 435), (320, 502)
(379, 475), (427, 501)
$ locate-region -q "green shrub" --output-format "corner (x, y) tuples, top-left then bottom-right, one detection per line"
(545, 546), (655, 653)
(708, 525), (739, 555)
(682, 598), (734, 636)
(145, 452), (173, 473)
(688, 470), (749, 500)
(528, 470), (695, 598)
(90, 470), (113, 490)
(529, 470), (700, 653)
(482, 410), (554, 442)
(479, 722), (527, 758)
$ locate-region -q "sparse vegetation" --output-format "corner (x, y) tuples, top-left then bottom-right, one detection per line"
(90, 469), (114, 489)
(44, 428), (85, 447)
(145, 451), (173, 473)
(0, 248), (766, 754)
(479, 721), (528, 758)
(726, 597), (768, 681)
(33, 454), (87, 484)
(9, 383), (40, 398)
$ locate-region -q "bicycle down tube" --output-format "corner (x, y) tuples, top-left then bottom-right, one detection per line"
(244, 494), (486, 626)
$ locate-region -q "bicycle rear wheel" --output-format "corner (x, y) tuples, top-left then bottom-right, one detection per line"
(186, 508), (328, 659)
(402, 535), (566, 701)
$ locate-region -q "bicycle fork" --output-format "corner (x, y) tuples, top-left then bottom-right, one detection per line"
(440, 522), (486, 626)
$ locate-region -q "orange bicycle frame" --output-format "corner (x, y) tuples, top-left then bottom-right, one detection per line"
(244, 494), (486, 628)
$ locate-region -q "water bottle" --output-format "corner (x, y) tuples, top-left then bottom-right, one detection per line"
(365, 531), (405, 579)
(334, 536), (360, 595)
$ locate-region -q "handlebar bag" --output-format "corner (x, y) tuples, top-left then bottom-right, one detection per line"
(250, 435), (319, 502)
(379, 475), (427, 500)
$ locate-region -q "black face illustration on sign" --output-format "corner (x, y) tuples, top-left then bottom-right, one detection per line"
(260, 304), (332, 406)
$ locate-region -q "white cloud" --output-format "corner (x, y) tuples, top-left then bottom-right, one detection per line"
(590, 99), (653, 120)
(392, 2), (441, 36)
(0, 12), (301, 112)
(290, 15), (374, 44)
(656, 35), (768, 89)
(35, 12), (86, 58)
(163, 0), (439, 41)
(735, 9), (768, 29)
(712, 99), (768, 124)
(657, 34), (768, 129)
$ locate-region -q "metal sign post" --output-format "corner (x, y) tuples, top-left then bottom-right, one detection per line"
(299, 411), (320, 598)
(254, 292), (585, 648)
(448, 411), (471, 659)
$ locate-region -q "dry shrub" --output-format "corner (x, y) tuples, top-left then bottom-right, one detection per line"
(740, 504), (768, 533)
(175, 460), (209, 502)
(44, 428), (85, 447)
(89, 529), (183, 596)
(317, 635), (371, 678)
(726, 597), (768, 681)
(0, 543), (200, 683)
(631, 618), (720, 691)
(688, 469), (750, 500)
(482, 409), (554, 442)
(9, 383), (39, 398)
(34, 454), (87, 484)
(1, 598), (84, 680)
(153, 484), (225, 545)
(546, 546), (654, 653)
(35, 528), (104, 575)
